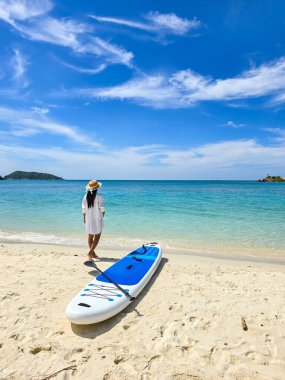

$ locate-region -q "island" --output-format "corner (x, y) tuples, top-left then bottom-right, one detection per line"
(1, 171), (63, 180)
(257, 175), (285, 182)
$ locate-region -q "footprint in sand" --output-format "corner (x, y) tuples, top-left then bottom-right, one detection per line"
(168, 303), (183, 311)
(64, 347), (84, 360)
(114, 353), (129, 364)
(208, 346), (224, 365)
(2, 292), (20, 300)
(10, 333), (20, 341)
(66, 347), (91, 364)
(141, 355), (161, 371)
(53, 330), (64, 336)
(265, 334), (277, 359)
(189, 316), (199, 328)
(201, 321), (211, 331)
(225, 281), (238, 289)
(103, 368), (131, 380)
(159, 325), (166, 337)
(122, 317), (139, 331)
(30, 345), (52, 355)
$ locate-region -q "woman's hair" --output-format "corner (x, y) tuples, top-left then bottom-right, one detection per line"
(86, 189), (97, 208)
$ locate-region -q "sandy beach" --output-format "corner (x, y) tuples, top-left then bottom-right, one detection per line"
(0, 243), (285, 380)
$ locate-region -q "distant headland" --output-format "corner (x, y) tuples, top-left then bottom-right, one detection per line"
(0, 171), (63, 180)
(257, 175), (285, 182)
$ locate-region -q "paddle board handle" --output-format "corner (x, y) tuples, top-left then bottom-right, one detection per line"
(90, 261), (135, 302)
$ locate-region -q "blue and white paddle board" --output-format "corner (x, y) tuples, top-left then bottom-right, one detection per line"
(65, 243), (162, 324)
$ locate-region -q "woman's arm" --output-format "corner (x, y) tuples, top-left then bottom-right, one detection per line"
(99, 195), (105, 217)
(82, 195), (86, 223)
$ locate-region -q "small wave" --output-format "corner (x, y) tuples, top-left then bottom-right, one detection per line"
(0, 230), (149, 249)
(0, 229), (239, 254)
(0, 230), (283, 260)
(0, 230), (85, 246)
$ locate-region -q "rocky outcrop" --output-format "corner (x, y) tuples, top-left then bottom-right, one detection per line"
(257, 175), (285, 182)
(3, 171), (63, 180)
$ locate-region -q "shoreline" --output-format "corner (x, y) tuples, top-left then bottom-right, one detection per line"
(1, 239), (285, 266)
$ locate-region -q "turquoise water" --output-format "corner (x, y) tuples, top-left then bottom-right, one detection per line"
(0, 180), (284, 257)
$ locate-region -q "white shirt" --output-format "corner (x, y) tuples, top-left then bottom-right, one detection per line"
(82, 193), (105, 235)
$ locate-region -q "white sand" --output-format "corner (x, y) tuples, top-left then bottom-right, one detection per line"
(0, 243), (285, 380)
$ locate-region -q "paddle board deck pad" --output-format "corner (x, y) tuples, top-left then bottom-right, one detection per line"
(65, 243), (162, 324)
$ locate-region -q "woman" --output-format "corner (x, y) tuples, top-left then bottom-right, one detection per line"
(82, 179), (105, 261)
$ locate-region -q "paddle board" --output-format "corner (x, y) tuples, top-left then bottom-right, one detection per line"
(65, 243), (162, 324)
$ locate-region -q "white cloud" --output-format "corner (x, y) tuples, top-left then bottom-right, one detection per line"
(0, 113), (284, 179)
(0, 103), (284, 179)
(11, 48), (28, 87)
(20, 18), (132, 66)
(0, 0), (52, 23)
(161, 139), (285, 170)
(31, 106), (49, 115)
(271, 92), (285, 105)
(146, 11), (200, 35)
(91, 15), (153, 31)
(0, 106), (101, 148)
(0, 0), (133, 69)
(0, 48), (29, 98)
(88, 37), (133, 66)
(223, 121), (246, 128)
(91, 11), (201, 36)
(17, 17), (88, 48)
(52, 57), (107, 75)
(263, 128), (285, 143)
(77, 74), (179, 108)
(191, 59), (285, 101)
(69, 57), (285, 108)
(0, 137), (284, 179)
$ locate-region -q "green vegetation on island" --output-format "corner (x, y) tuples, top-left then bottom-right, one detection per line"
(257, 175), (285, 182)
(2, 171), (63, 180)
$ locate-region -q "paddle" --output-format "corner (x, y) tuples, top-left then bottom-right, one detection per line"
(84, 260), (135, 301)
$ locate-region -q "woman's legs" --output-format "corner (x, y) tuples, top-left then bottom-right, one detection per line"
(87, 233), (102, 260)
(88, 234), (94, 249)
(93, 233), (101, 251)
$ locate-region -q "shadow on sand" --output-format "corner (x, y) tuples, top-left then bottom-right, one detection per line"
(85, 257), (119, 276)
(96, 257), (119, 263)
(71, 257), (168, 339)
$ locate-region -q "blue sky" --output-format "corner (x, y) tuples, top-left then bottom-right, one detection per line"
(0, 0), (285, 179)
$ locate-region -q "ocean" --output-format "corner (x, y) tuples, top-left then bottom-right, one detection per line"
(0, 180), (284, 257)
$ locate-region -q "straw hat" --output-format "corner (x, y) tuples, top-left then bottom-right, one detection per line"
(86, 179), (102, 191)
